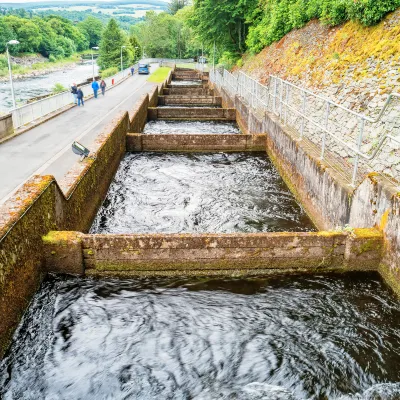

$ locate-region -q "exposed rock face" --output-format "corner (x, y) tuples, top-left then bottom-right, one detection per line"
(241, 10), (400, 183)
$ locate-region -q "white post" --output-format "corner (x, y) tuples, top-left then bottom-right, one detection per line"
(6, 40), (19, 110)
(213, 41), (216, 71)
(91, 46), (99, 82)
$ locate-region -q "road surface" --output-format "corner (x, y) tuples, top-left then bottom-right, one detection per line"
(0, 64), (158, 202)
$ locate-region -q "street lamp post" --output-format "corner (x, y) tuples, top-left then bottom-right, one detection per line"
(91, 46), (99, 82)
(6, 40), (20, 110)
(120, 45), (126, 76)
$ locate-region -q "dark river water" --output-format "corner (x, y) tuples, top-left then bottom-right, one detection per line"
(90, 152), (315, 234)
(143, 120), (241, 134)
(1, 272), (400, 399)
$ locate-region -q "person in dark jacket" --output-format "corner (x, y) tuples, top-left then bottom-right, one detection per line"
(71, 83), (78, 104)
(100, 80), (106, 96)
(77, 88), (84, 107)
(131, 66), (135, 76)
(92, 80), (99, 98)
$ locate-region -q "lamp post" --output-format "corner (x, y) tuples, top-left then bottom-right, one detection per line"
(6, 40), (20, 110)
(120, 45), (126, 76)
(91, 46), (99, 82)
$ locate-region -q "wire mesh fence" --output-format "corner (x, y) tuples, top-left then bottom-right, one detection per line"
(210, 68), (400, 187)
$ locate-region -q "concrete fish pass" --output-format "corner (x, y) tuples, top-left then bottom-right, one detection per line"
(0, 66), (397, 366)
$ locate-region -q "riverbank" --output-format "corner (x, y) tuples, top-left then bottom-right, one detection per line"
(0, 53), (91, 83)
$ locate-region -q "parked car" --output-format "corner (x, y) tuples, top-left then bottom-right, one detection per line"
(138, 63), (150, 74)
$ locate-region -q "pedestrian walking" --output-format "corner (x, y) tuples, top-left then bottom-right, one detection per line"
(71, 83), (78, 104)
(130, 66), (135, 76)
(92, 80), (99, 98)
(77, 88), (84, 107)
(100, 80), (106, 96)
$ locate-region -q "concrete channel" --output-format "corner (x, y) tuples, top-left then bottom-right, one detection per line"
(0, 65), (396, 394)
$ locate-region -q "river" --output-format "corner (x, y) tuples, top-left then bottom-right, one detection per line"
(0, 62), (99, 113)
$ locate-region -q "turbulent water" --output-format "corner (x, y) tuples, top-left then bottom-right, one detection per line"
(143, 120), (241, 134)
(90, 152), (315, 234)
(1, 272), (400, 400)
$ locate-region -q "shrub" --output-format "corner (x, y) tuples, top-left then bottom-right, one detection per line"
(100, 66), (118, 78)
(49, 54), (57, 63)
(348, 0), (400, 26)
(52, 83), (67, 93)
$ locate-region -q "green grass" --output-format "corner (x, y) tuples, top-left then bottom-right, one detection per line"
(147, 67), (171, 83)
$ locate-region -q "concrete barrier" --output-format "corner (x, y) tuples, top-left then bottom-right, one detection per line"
(0, 114), (13, 141)
(126, 133), (266, 152)
(148, 107), (236, 121)
(158, 95), (222, 107)
(43, 229), (383, 276)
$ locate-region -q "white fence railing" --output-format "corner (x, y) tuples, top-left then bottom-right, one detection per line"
(11, 64), (137, 129)
(210, 68), (400, 187)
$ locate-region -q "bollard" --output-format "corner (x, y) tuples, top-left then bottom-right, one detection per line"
(112, 78), (115, 85)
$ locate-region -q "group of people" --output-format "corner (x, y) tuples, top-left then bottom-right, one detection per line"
(70, 79), (107, 107)
(71, 66), (136, 107)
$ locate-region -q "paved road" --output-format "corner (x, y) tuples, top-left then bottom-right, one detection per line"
(0, 64), (158, 202)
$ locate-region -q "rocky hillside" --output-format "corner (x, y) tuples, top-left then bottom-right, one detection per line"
(239, 9), (400, 181)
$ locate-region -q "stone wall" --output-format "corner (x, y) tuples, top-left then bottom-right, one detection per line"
(148, 107), (236, 121)
(158, 95), (222, 106)
(212, 83), (400, 294)
(0, 114), (13, 141)
(43, 230), (383, 276)
(0, 112), (129, 357)
(126, 133), (266, 152)
(130, 94), (149, 133)
(163, 87), (214, 96)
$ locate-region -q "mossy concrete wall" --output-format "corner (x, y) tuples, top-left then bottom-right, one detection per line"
(43, 229), (383, 277)
(163, 87), (214, 96)
(148, 107), (236, 121)
(0, 112), (129, 357)
(126, 133), (266, 152)
(0, 114), (13, 141)
(158, 95), (222, 106)
(211, 82), (400, 294)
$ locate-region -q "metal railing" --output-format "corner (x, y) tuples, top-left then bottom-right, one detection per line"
(210, 68), (400, 187)
(11, 64), (135, 129)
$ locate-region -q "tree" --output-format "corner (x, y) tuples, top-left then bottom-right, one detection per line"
(78, 16), (103, 48)
(98, 18), (131, 70)
(168, 0), (189, 15)
(0, 19), (15, 53)
(129, 34), (142, 62)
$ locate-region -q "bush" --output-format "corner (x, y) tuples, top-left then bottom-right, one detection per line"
(52, 83), (67, 93)
(348, 0), (400, 26)
(49, 54), (57, 62)
(100, 66), (118, 78)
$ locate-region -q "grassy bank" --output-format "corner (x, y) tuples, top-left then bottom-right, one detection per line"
(147, 67), (171, 83)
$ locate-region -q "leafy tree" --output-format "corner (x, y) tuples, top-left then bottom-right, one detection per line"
(98, 18), (132, 70)
(128, 34), (142, 62)
(78, 16), (103, 48)
(168, 0), (189, 15)
(0, 19), (15, 53)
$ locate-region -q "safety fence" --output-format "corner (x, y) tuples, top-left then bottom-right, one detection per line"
(11, 65), (135, 129)
(210, 68), (400, 187)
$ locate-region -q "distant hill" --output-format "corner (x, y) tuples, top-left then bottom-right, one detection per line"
(1, 0), (168, 9)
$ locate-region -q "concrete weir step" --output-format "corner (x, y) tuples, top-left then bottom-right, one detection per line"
(158, 95), (222, 107)
(148, 107), (236, 121)
(163, 87), (214, 96)
(43, 229), (383, 277)
(126, 133), (267, 152)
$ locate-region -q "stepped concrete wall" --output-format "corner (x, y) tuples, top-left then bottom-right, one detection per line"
(126, 133), (266, 152)
(211, 82), (400, 295)
(0, 114), (13, 141)
(148, 107), (236, 121)
(158, 95), (222, 106)
(43, 229), (383, 277)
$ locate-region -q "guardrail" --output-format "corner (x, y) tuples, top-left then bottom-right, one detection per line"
(210, 68), (400, 187)
(11, 64), (136, 129)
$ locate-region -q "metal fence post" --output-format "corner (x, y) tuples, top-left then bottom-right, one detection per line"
(300, 90), (307, 140)
(320, 101), (330, 160)
(351, 118), (365, 187)
(284, 85), (290, 125)
(273, 77), (277, 113)
(279, 80), (283, 119)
